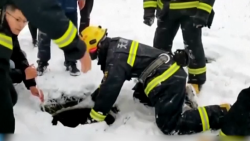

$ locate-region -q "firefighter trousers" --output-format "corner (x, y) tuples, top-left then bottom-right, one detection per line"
(37, 12), (78, 62)
(220, 87), (250, 136)
(28, 22), (37, 41)
(145, 65), (227, 135)
(153, 16), (206, 85)
(79, 0), (94, 33)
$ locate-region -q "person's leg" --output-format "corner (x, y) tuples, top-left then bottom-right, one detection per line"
(0, 76), (15, 133)
(37, 30), (50, 76)
(146, 67), (229, 135)
(64, 12), (80, 76)
(28, 22), (38, 47)
(153, 18), (180, 51)
(79, 0), (94, 33)
(220, 87), (250, 136)
(180, 16), (206, 94)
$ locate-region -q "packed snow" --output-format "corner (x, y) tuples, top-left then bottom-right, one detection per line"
(11, 0), (250, 140)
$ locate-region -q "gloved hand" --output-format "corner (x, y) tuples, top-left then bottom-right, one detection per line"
(173, 49), (194, 67)
(192, 16), (207, 28)
(52, 106), (119, 127)
(143, 8), (156, 26)
(85, 106), (119, 125)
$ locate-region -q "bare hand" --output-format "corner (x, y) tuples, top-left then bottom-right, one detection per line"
(78, 0), (86, 10)
(25, 64), (37, 80)
(30, 86), (44, 102)
(80, 51), (91, 73)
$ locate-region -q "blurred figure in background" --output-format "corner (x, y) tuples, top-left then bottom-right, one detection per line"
(28, 22), (38, 47)
(78, 0), (94, 33)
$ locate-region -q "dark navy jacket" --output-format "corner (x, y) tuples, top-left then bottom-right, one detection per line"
(58, 0), (78, 13)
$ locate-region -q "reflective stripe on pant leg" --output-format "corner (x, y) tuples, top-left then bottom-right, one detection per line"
(127, 41), (139, 67)
(144, 1), (158, 8)
(53, 21), (77, 48)
(169, 1), (199, 9)
(197, 2), (212, 13)
(188, 67), (206, 75)
(145, 63), (180, 96)
(198, 107), (210, 131)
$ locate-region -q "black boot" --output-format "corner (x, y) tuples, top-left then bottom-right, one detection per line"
(37, 60), (49, 76)
(64, 61), (80, 76)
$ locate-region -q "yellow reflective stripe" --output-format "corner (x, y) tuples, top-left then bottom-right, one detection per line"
(219, 130), (226, 136)
(127, 41), (139, 67)
(219, 130), (245, 140)
(145, 63), (180, 96)
(198, 107), (210, 131)
(188, 67), (206, 75)
(170, 1), (199, 9)
(144, 1), (158, 8)
(157, 0), (163, 9)
(0, 33), (13, 50)
(53, 21), (77, 48)
(90, 109), (106, 122)
(197, 2), (212, 13)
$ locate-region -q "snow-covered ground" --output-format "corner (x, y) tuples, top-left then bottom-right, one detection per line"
(12, 0), (250, 140)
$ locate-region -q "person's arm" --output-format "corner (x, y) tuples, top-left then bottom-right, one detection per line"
(12, 0), (86, 60)
(11, 39), (36, 89)
(89, 61), (127, 122)
(9, 69), (24, 83)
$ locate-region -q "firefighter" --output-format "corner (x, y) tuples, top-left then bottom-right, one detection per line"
(43, 26), (231, 135)
(0, 0), (91, 133)
(143, 0), (215, 94)
(36, 0), (85, 76)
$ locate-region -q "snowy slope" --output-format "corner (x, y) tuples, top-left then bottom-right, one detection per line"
(13, 0), (250, 139)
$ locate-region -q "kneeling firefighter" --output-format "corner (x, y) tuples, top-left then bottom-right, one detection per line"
(143, 0), (216, 94)
(42, 26), (231, 135)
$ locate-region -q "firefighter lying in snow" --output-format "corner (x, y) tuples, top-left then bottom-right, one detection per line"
(41, 26), (244, 135)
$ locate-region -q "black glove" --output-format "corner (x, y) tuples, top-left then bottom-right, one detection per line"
(173, 49), (194, 67)
(192, 16), (207, 28)
(86, 106), (119, 125)
(143, 8), (155, 26)
(52, 106), (120, 127)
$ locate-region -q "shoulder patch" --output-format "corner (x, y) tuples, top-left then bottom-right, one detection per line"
(117, 38), (129, 49)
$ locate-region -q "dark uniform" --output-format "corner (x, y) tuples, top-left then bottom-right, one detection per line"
(27, 22), (37, 46)
(10, 35), (36, 89)
(79, 0), (94, 33)
(37, 0), (80, 76)
(143, 0), (215, 92)
(0, 0), (86, 133)
(85, 36), (229, 135)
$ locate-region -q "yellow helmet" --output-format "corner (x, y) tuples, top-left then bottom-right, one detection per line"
(80, 26), (107, 53)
